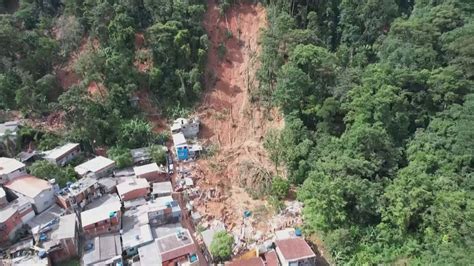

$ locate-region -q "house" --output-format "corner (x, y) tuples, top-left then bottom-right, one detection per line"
(0, 157), (26, 184)
(130, 147), (151, 165)
(26, 204), (65, 235)
(116, 178), (150, 202)
(226, 257), (265, 266)
(172, 133), (189, 161)
(97, 177), (119, 194)
(138, 229), (198, 266)
(121, 208), (154, 256)
(152, 181), (173, 197)
(264, 250), (280, 266)
(130, 147), (167, 165)
(56, 177), (99, 209)
(74, 156), (115, 178)
(0, 197), (35, 243)
(41, 214), (78, 264)
(170, 117), (200, 138)
(0, 121), (20, 141)
(133, 162), (167, 183)
(80, 195), (121, 238)
(17, 151), (40, 164)
(82, 233), (123, 266)
(137, 196), (181, 226)
(275, 238), (317, 266)
(5, 175), (55, 213)
(43, 143), (80, 166)
(0, 187), (7, 208)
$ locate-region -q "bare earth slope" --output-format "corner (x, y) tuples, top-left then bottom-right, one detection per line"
(193, 0), (283, 230)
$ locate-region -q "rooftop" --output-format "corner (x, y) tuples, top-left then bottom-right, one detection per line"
(97, 177), (118, 191)
(275, 228), (297, 240)
(136, 196), (181, 219)
(0, 157), (25, 175)
(138, 240), (163, 266)
(53, 214), (76, 239)
(121, 209), (154, 251)
(74, 156), (115, 176)
(123, 197), (147, 209)
(172, 133), (187, 147)
(275, 237), (316, 261)
(226, 257), (265, 266)
(0, 197), (31, 223)
(116, 178), (149, 197)
(156, 229), (196, 262)
(134, 162), (164, 176)
(42, 214), (77, 251)
(5, 175), (51, 198)
(26, 204), (65, 234)
(43, 143), (79, 160)
(152, 181), (173, 195)
(0, 187), (5, 198)
(84, 193), (120, 210)
(81, 195), (121, 227)
(151, 223), (183, 239)
(0, 121), (20, 137)
(57, 177), (97, 197)
(82, 233), (122, 265)
(264, 250), (279, 266)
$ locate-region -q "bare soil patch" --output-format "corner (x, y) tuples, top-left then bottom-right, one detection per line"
(193, 0), (284, 233)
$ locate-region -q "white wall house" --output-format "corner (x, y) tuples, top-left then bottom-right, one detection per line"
(44, 143), (81, 166)
(5, 175), (55, 214)
(0, 157), (26, 184)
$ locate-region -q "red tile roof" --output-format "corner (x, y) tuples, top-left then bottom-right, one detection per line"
(264, 250), (279, 266)
(275, 238), (316, 261)
(226, 257), (264, 266)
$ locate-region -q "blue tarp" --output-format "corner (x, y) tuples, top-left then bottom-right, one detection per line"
(177, 147), (189, 160)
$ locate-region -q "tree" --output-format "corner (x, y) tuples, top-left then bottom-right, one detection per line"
(210, 231), (234, 262)
(271, 177), (289, 200)
(29, 160), (76, 187)
(263, 129), (283, 175)
(107, 146), (133, 168)
(148, 144), (166, 165)
(117, 119), (153, 149)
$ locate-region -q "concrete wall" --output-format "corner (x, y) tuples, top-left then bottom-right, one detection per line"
(32, 187), (55, 213)
(0, 167), (26, 184)
(121, 187), (149, 201)
(83, 213), (121, 238)
(49, 238), (78, 263)
(0, 212), (23, 243)
(138, 172), (167, 183)
(47, 146), (81, 166)
(94, 164), (116, 178)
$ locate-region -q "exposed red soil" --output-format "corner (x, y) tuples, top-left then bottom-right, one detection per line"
(55, 37), (92, 90)
(193, 0), (283, 231)
(87, 81), (108, 99)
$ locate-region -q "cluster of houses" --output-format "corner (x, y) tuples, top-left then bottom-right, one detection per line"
(0, 121), (200, 265)
(0, 119), (319, 265)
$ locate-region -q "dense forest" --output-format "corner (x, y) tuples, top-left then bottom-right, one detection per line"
(258, 0), (473, 264)
(0, 0), (208, 150)
(1, 0), (473, 264)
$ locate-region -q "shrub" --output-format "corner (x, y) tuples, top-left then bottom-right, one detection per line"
(271, 176), (290, 200)
(210, 231), (234, 262)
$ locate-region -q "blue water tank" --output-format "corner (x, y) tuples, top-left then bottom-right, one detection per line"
(295, 228), (302, 237)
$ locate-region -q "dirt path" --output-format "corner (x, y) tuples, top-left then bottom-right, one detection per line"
(193, 0), (283, 232)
